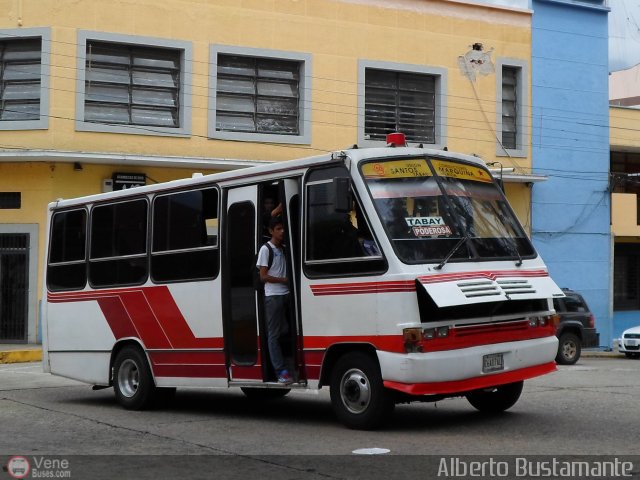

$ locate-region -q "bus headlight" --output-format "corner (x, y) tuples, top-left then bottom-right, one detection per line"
(436, 326), (449, 338)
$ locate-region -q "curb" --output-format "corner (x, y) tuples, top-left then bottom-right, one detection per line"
(0, 349), (42, 364)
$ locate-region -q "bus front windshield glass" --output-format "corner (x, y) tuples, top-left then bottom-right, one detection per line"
(360, 157), (535, 264)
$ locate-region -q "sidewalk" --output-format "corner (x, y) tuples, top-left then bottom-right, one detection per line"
(581, 348), (623, 358)
(0, 344), (43, 364)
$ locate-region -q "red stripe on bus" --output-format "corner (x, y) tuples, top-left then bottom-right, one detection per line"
(109, 291), (173, 349)
(301, 327), (554, 355)
(153, 364), (228, 378)
(48, 287), (222, 349)
(303, 335), (405, 353)
(95, 297), (140, 342)
(230, 365), (264, 380)
(417, 269), (549, 284)
(309, 269), (549, 296)
(383, 361), (557, 396)
(149, 351), (227, 378)
(310, 281), (415, 296)
(143, 287), (222, 349)
(148, 351), (226, 365)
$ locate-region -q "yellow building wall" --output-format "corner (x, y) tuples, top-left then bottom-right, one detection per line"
(1, 0), (531, 161)
(0, 0), (533, 339)
(610, 106), (640, 238)
(611, 106), (640, 151)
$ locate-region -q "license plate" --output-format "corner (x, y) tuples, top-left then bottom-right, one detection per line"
(627, 339), (638, 347)
(483, 353), (504, 373)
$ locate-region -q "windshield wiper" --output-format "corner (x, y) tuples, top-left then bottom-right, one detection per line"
(513, 246), (523, 267)
(434, 233), (471, 270)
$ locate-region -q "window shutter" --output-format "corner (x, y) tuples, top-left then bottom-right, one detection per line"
(365, 69), (435, 143)
(85, 42), (180, 128)
(216, 55), (301, 135)
(0, 39), (41, 121)
(501, 66), (518, 150)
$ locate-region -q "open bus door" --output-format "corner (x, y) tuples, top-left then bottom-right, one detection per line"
(280, 178), (305, 384)
(222, 180), (304, 386)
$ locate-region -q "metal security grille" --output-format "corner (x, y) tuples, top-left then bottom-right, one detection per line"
(365, 69), (436, 143)
(216, 55), (301, 135)
(85, 41), (181, 127)
(0, 38), (42, 121)
(502, 66), (518, 150)
(0, 234), (28, 341)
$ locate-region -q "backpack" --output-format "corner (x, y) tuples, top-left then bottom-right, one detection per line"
(253, 242), (274, 292)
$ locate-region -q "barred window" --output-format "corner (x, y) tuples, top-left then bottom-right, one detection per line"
(0, 38), (41, 121)
(364, 69), (435, 143)
(216, 55), (300, 135)
(84, 41), (180, 128)
(501, 66), (518, 150)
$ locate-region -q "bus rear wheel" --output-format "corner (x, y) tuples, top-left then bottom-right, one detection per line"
(329, 352), (394, 430)
(466, 381), (523, 413)
(113, 346), (156, 410)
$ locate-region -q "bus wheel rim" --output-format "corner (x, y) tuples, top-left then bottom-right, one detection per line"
(118, 359), (140, 398)
(340, 368), (371, 414)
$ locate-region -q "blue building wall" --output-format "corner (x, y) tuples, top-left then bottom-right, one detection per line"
(531, 0), (612, 346)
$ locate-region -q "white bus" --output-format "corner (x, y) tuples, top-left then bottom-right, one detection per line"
(43, 135), (562, 429)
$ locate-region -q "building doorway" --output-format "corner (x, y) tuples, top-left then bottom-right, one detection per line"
(0, 233), (29, 342)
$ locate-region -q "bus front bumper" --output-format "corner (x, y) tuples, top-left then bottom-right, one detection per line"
(378, 336), (558, 396)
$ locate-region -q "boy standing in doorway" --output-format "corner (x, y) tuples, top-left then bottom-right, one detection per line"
(257, 216), (292, 385)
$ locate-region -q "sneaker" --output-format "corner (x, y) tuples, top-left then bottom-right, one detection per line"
(277, 370), (293, 385)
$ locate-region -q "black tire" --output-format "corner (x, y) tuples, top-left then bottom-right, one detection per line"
(329, 352), (394, 430)
(113, 346), (156, 410)
(241, 387), (290, 400)
(556, 333), (581, 365)
(466, 381), (524, 413)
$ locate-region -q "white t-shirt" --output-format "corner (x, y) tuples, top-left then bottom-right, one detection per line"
(256, 242), (289, 296)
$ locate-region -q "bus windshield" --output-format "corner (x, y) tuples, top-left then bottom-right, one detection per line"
(360, 156), (535, 264)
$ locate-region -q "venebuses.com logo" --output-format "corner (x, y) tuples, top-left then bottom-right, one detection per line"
(3, 456), (71, 478)
(5, 457), (30, 479)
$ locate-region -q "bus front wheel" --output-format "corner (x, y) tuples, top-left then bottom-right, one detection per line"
(329, 352), (394, 430)
(465, 381), (524, 413)
(113, 346), (156, 410)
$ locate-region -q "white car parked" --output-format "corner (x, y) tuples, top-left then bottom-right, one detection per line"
(618, 325), (640, 359)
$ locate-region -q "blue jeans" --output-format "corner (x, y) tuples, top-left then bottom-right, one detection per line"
(264, 294), (289, 373)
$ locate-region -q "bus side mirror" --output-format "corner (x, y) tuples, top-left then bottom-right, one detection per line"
(333, 177), (352, 213)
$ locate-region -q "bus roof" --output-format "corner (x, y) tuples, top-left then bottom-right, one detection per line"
(47, 146), (488, 210)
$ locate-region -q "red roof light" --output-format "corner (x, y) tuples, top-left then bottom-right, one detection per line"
(386, 132), (406, 147)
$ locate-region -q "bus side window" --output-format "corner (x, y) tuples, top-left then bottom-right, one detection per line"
(151, 187), (219, 283)
(304, 165), (386, 277)
(89, 199), (148, 288)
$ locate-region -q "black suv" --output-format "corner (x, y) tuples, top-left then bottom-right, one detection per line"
(553, 289), (599, 365)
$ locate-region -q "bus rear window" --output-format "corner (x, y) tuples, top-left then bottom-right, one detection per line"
(48, 209), (87, 291)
